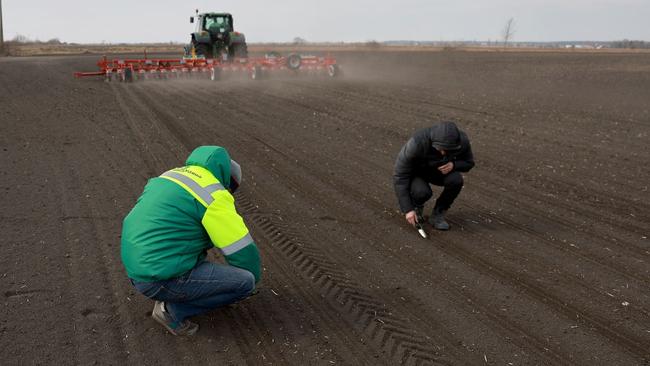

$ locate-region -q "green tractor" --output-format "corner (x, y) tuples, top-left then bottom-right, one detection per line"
(188, 11), (248, 60)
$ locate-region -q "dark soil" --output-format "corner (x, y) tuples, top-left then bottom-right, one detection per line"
(1, 51), (648, 365)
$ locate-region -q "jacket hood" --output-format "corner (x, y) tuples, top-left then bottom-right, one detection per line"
(430, 121), (462, 151)
(185, 146), (233, 188)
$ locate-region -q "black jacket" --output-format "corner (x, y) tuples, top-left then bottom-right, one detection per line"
(393, 122), (475, 213)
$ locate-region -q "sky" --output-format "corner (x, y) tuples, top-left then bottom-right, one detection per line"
(2, 0), (649, 44)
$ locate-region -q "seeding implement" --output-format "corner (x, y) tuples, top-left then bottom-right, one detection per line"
(74, 53), (339, 82)
(74, 10), (338, 82)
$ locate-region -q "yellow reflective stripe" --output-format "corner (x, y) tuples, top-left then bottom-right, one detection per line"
(169, 166), (218, 186)
(161, 171), (224, 206)
(201, 190), (250, 250)
(160, 175), (209, 207)
(159, 166), (225, 207)
(221, 233), (253, 255)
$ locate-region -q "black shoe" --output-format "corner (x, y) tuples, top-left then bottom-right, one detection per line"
(429, 207), (450, 231)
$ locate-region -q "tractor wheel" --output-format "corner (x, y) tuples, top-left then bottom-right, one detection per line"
(231, 43), (248, 59)
(327, 64), (339, 78)
(195, 43), (211, 59)
(287, 54), (302, 70)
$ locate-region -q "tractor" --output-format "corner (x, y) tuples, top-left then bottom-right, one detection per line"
(188, 11), (248, 60)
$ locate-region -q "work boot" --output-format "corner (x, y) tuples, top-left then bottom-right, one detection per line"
(429, 207), (450, 231)
(152, 301), (199, 336)
(414, 206), (425, 224)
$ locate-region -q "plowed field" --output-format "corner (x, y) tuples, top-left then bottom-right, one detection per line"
(1, 51), (649, 365)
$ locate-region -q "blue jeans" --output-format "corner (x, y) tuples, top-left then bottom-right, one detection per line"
(131, 261), (255, 324)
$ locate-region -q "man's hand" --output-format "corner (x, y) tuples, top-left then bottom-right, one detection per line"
(405, 210), (418, 227)
(438, 162), (454, 175)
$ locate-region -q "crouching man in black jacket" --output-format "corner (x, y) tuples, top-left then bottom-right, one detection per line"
(393, 121), (475, 230)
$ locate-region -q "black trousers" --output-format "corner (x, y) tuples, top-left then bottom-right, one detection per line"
(409, 171), (464, 211)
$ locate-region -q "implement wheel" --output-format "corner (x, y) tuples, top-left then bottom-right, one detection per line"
(210, 67), (221, 81)
(327, 64), (339, 78)
(287, 54), (302, 70)
(124, 68), (134, 83)
(250, 66), (262, 80)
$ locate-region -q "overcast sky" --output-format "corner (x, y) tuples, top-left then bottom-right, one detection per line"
(2, 0), (649, 43)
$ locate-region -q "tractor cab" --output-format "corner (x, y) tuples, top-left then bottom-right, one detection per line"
(192, 13), (234, 35)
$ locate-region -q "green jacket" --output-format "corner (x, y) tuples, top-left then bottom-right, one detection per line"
(121, 146), (261, 283)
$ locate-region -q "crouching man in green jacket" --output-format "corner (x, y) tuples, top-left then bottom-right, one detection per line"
(121, 146), (261, 336)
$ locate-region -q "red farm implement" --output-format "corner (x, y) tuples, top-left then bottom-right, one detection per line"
(74, 53), (339, 82)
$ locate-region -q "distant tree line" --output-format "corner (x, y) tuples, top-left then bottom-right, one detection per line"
(6, 35), (183, 46)
(8, 34), (62, 44)
(610, 40), (650, 49)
